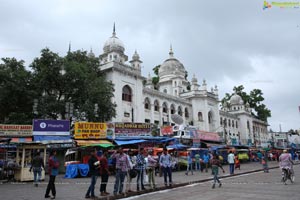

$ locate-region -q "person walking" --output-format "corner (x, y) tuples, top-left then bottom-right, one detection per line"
(135, 148), (146, 191)
(112, 148), (130, 196)
(227, 151), (235, 175)
(147, 150), (157, 189)
(45, 150), (59, 199)
(194, 153), (200, 171)
(210, 154), (225, 189)
(185, 152), (193, 175)
(29, 151), (45, 187)
(203, 152), (210, 173)
(159, 148), (172, 187)
(126, 149), (136, 193)
(234, 154), (240, 170)
(85, 149), (99, 199)
(99, 150), (110, 196)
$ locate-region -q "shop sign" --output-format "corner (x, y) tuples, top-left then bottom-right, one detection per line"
(74, 122), (107, 139)
(114, 123), (151, 137)
(33, 119), (70, 135)
(0, 124), (32, 137)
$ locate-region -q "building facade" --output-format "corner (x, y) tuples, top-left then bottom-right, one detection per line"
(97, 26), (269, 146)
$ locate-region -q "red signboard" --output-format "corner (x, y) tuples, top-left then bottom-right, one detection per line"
(161, 126), (173, 136)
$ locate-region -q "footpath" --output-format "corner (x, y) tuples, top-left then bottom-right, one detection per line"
(0, 161), (286, 200)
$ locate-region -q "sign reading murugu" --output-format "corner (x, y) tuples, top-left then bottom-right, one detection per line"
(74, 122), (107, 139)
(114, 123), (151, 136)
(0, 124), (33, 137)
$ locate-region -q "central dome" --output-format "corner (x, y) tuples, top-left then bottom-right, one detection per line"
(230, 93), (244, 105)
(103, 24), (125, 53)
(158, 47), (186, 77)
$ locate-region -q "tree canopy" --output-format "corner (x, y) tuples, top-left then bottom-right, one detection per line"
(221, 85), (271, 122)
(0, 48), (116, 124)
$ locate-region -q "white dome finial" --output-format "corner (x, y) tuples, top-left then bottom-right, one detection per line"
(113, 22), (116, 37)
(169, 44), (174, 58)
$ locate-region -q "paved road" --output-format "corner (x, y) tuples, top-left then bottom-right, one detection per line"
(124, 165), (300, 200)
(0, 161), (295, 200)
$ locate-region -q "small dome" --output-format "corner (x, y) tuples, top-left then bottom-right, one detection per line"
(191, 74), (198, 83)
(230, 93), (244, 105)
(158, 47), (185, 77)
(103, 24), (125, 53)
(132, 50), (140, 60)
(88, 48), (95, 57)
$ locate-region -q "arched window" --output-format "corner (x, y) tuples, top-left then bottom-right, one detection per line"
(236, 121), (238, 128)
(163, 89), (167, 93)
(208, 111), (213, 124)
(144, 98), (151, 110)
(170, 104), (175, 114)
(184, 107), (189, 118)
(154, 100), (159, 111)
(228, 119), (231, 127)
(198, 112), (203, 121)
(162, 102), (168, 113)
(178, 106), (182, 116)
(220, 117), (223, 125)
(122, 85), (132, 102)
(232, 120), (234, 127)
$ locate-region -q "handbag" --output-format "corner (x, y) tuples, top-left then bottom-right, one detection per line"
(129, 169), (137, 178)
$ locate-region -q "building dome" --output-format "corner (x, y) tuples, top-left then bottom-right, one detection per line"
(230, 93), (244, 105)
(158, 47), (186, 77)
(132, 50), (140, 60)
(103, 24), (125, 53)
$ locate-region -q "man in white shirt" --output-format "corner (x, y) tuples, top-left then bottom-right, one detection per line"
(227, 151), (235, 175)
(159, 148), (172, 187)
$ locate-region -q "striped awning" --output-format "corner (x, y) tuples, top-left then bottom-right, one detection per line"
(11, 137), (32, 143)
(75, 140), (113, 148)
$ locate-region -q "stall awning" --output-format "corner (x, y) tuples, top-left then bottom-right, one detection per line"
(114, 139), (147, 146)
(11, 137), (32, 143)
(34, 135), (72, 144)
(76, 140), (113, 148)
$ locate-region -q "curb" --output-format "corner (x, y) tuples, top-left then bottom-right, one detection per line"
(96, 163), (298, 200)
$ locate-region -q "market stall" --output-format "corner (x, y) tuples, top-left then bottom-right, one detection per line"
(14, 142), (46, 182)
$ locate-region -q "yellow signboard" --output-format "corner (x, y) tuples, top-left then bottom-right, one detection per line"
(74, 122), (107, 139)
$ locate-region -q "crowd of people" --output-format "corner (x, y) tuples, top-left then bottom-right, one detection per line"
(27, 147), (297, 199)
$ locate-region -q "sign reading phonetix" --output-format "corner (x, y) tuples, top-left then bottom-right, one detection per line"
(33, 119), (70, 136)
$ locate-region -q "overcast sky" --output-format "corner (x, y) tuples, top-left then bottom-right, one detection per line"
(0, 0), (299, 131)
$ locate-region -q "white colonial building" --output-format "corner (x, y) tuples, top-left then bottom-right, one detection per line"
(97, 26), (269, 147)
(220, 94), (269, 147)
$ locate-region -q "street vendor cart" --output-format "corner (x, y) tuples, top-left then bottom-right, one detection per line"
(14, 142), (46, 182)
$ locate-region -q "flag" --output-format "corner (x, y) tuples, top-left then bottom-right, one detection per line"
(299, 106), (300, 112)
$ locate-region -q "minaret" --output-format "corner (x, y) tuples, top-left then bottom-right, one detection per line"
(191, 74), (199, 91)
(214, 85), (218, 96)
(129, 50), (142, 72)
(88, 47), (95, 58)
(145, 73), (153, 89)
(202, 79), (207, 91)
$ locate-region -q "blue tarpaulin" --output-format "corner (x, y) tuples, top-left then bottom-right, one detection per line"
(114, 139), (147, 146)
(34, 135), (72, 142)
(166, 144), (188, 149)
(64, 164), (89, 178)
(78, 164), (89, 177)
(64, 164), (79, 178)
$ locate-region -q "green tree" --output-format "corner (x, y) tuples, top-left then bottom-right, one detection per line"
(30, 48), (116, 122)
(0, 58), (34, 124)
(152, 65), (160, 90)
(221, 85), (271, 122)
